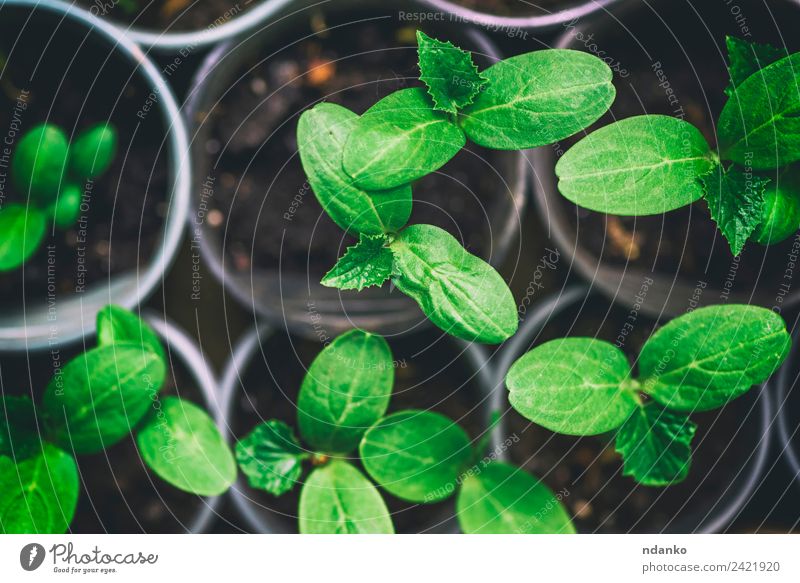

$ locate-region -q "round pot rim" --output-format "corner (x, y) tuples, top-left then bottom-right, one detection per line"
(493, 283), (773, 533)
(775, 321), (800, 485)
(218, 325), (499, 534)
(184, 6), (527, 337)
(143, 311), (225, 533)
(0, 0), (191, 352)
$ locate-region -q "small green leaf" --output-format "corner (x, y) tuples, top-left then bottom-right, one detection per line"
(0, 396), (40, 460)
(343, 88), (466, 191)
(389, 224), (518, 344)
(556, 115), (716, 215)
(236, 419), (307, 497)
(96, 304), (166, 363)
(11, 124), (69, 203)
(639, 305), (790, 412)
(701, 165), (769, 255)
(0, 443), (78, 534)
(719, 53), (800, 169)
(360, 410), (472, 503)
(615, 402), (696, 487)
(725, 36), (787, 97)
(48, 183), (82, 229)
(299, 460), (394, 534)
(137, 397), (236, 496)
(456, 462), (575, 534)
(69, 123), (117, 179)
(506, 338), (637, 435)
(460, 49), (615, 150)
(321, 235), (393, 291)
(42, 343), (166, 454)
(0, 205), (46, 272)
(297, 102), (412, 235)
(417, 30), (487, 114)
(751, 167), (800, 245)
(298, 329), (393, 454)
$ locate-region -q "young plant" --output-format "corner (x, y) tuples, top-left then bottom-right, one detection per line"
(0, 122), (117, 271)
(235, 329), (574, 534)
(557, 36), (800, 256)
(0, 306), (236, 534)
(505, 305), (790, 486)
(297, 31), (615, 344)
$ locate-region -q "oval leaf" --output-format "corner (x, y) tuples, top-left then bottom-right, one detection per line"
(343, 88), (466, 191)
(298, 102), (412, 235)
(96, 304), (166, 362)
(299, 460), (394, 534)
(49, 183), (82, 229)
(0, 444), (78, 534)
(359, 410), (472, 503)
(506, 338), (636, 435)
(69, 123), (117, 179)
(236, 419), (307, 497)
(42, 344), (166, 454)
(556, 115), (716, 215)
(12, 124), (69, 203)
(456, 462), (575, 534)
(298, 329), (393, 455)
(137, 397), (236, 496)
(639, 305), (790, 412)
(390, 224), (518, 344)
(460, 49), (615, 149)
(0, 205), (46, 272)
(719, 53), (800, 169)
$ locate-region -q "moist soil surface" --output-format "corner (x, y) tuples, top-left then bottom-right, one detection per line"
(77, 0), (251, 33)
(228, 329), (490, 533)
(504, 297), (765, 533)
(0, 11), (167, 311)
(554, 0), (800, 301)
(202, 14), (513, 280)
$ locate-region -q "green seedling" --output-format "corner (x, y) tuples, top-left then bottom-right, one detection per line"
(235, 329), (575, 534)
(297, 31), (616, 344)
(0, 306), (236, 534)
(505, 305), (790, 486)
(557, 36), (800, 256)
(0, 122), (117, 271)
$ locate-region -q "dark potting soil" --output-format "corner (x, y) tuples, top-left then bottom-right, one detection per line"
(77, 0), (252, 33)
(454, 0), (571, 16)
(202, 15), (511, 280)
(555, 0), (800, 299)
(0, 12), (167, 310)
(230, 329), (489, 533)
(504, 297), (765, 533)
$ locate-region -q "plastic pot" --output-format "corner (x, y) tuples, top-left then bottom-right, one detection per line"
(184, 0), (526, 340)
(530, 0), (800, 319)
(219, 325), (502, 533)
(0, 0), (190, 352)
(492, 283), (773, 533)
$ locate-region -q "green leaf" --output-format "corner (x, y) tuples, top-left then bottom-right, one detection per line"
(0, 396), (40, 459)
(299, 460), (394, 534)
(321, 235), (393, 291)
(137, 397), (236, 496)
(725, 36), (788, 97)
(343, 88), (466, 191)
(456, 462), (575, 534)
(11, 124), (69, 203)
(639, 305), (790, 412)
(0, 443), (78, 534)
(701, 165), (769, 255)
(298, 329), (393, 454)
(417, 30), (487, 114)
(69, 123), (117, 180)
(96, 304), (166, 363)
(42, 343), (167, 454)
(556, 115), (716, 215)
(0, 205), (46, 272)
(751, 167), (800, 245)
(389, 224), (518, 344)
(49, 183), (82, 229)
(506, 338), (637, 435)
(719, 53), (800, 169)
(297, 102), (412, 235)
(615, 402), (696, 487)
(459, 49), (615, 150)
(236, 419), (307, 497)
(359, 410), (472, 503)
